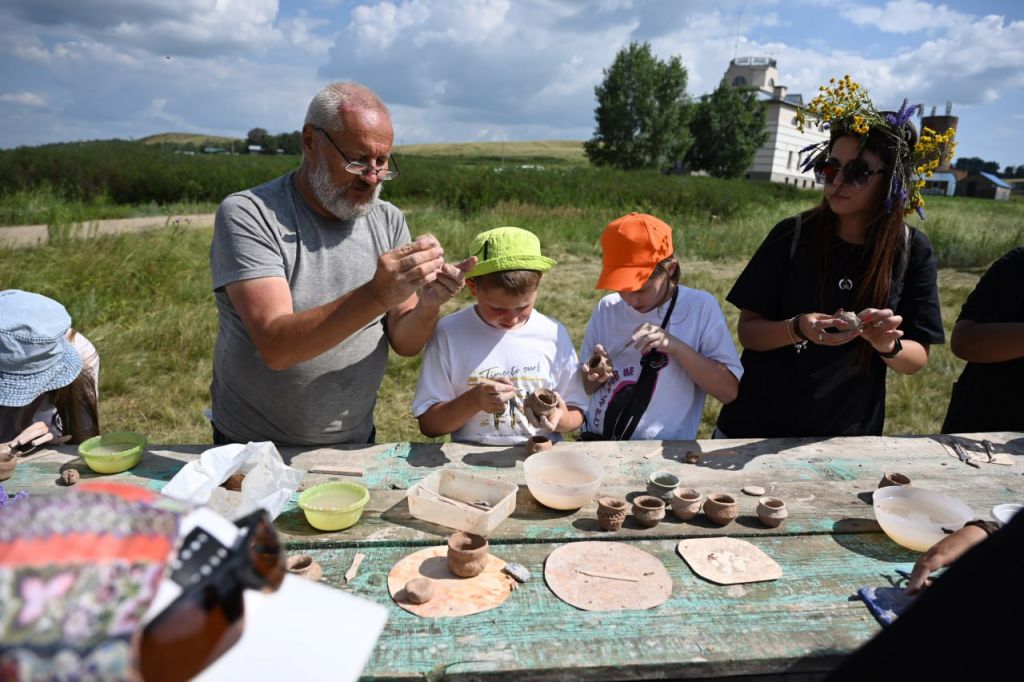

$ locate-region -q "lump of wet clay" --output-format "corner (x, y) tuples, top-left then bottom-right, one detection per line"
(836, 310), (864, 331)
(405, 577), (434, 604)
(61, 469), (80, 486)
(684, 452), (700, 465)
(742, 485), (766, 496)
(221, 473), (245, 492)
(502, 563), (531, 583)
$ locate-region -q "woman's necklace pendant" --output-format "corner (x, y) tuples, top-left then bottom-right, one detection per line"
(838, 278), (853, 291)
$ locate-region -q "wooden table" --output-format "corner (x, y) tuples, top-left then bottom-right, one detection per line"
(7, 434), (1024, 680)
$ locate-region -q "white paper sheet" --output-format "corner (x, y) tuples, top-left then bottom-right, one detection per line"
(197, 574), (388, 681)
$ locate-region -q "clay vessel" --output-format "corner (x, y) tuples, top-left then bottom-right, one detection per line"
(631, 495), (666, 528)
(286, 554), (323, 582)
(703, 493), (738, 526)
(524, 388), (559, 417)
(756, 497), (788, 528)
(878, 472), (911, 488)
(447, 531), (489, 578)
(404, 577), (434, 604)
(526, 435), (553, 454)
(585, 353), (613, 379)
(647, 471), (680, 499)
(670, 488), (703, 521)
(0, 453), (16, 482)
(596, 495), (628, 531)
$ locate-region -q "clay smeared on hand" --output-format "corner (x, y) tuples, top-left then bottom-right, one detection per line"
(835, 309), (865, 331)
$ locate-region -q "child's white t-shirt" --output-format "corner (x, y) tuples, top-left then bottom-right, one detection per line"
(412, 306), (587, 445)
(581, 285), (743, 440)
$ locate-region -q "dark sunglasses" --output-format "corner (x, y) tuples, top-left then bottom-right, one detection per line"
(139, 509), (285, 682)
(814, 157), (886, 188)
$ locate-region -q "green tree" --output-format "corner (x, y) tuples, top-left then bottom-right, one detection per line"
(584, 42), (692, 170)
(246, 127), (269, 150)
(686, 80), (768, 179)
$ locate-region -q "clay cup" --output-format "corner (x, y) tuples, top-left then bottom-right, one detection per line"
(703, 493), (738, 526)
(670, 488), (703, 521)
(631, 495), (666, 528)
(447, 531), (489, 578)
(596, 495), (628, 531)
(756, 497), (788, 528)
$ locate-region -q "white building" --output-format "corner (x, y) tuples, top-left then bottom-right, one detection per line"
(724, 57), (829, 189)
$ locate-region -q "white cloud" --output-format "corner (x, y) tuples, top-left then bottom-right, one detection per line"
(0, 91), (47, 107)
(841, 1), (971, 34)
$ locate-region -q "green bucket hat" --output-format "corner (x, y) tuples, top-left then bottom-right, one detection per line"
(466, 226), (556, 279)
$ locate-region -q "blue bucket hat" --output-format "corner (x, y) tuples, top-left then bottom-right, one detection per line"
(0, 290), (83, 407)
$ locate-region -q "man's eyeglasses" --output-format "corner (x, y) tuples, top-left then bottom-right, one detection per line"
(814, 157), (886, 188)
(315, 126), (399, 181)
(140, 509), (285, 682)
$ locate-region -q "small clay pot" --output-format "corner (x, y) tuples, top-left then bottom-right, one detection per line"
(447, 531), (489, 578)
(526, 435), (553, 454)
(878, 472), (911, 488)
(647, 471), (680, 499)
(286, 554), (323, 582)
(703, 493), (738, 526)
(596, 495), (628, 531)
(585, 353), (613, 379)
(0, 453), (16, 482)
(670, 488), (703, 521)
(404, 577), (434, 604)
(756, 497), (788, 528)
(524, 388), (559, 417)
(631, 495), (666, 528)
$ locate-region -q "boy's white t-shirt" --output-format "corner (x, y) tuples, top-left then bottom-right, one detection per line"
(581, 285), (743, 440)
(412, 306), (587, 445)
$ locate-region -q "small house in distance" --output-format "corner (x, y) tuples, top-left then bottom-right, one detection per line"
(956, 172), (1012, 200)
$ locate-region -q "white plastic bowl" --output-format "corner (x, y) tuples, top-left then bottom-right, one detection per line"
(873, 485), (973, 552)
(991, 503), (1023, 527)
(523, 450), (604, 510)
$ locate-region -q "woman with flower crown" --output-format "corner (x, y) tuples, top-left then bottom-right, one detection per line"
(715, 76), (951, 438)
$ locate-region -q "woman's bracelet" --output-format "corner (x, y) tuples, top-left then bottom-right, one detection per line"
(788, 315), (808, 353)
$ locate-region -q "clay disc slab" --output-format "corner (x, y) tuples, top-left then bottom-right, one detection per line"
(544, 541), (672, 611)
(676, 537), (782, 585)
(387, 546), (512, 618)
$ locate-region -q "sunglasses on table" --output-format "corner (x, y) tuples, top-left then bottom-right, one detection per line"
(140, 509), (285, 682)
(814, 157), (887, 188)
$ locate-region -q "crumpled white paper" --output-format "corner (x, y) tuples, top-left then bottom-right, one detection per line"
(161, 442), (303, 520)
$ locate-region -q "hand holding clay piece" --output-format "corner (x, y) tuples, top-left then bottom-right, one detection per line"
(524, 388), (559, 417)
(404, 577), (434, 604)
(584, 348), (613, 381)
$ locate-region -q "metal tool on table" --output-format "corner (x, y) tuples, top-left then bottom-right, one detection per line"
(947, 436), (980, 469)
(982, 439), (996, 463)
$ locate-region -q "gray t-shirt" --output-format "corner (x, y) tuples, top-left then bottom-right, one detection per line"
(210, 172), (410, 445)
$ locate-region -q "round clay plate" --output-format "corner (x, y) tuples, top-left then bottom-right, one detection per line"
(387, 546), (513, 618)
(543, 541), (672, 611)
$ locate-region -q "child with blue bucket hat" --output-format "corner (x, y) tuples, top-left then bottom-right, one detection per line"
(0, 290), (100, 451)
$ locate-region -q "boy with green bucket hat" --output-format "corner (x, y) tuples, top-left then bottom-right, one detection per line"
(412, 227), (587, 445)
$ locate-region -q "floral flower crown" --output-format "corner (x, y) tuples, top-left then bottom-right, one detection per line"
(795, 75), (957, 219)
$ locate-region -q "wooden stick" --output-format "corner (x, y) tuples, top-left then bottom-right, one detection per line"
(345, 553), (366, 582)
(307, 465), (364, 477)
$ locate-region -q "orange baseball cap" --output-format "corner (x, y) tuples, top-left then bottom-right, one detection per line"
(595, 213), (674, 291)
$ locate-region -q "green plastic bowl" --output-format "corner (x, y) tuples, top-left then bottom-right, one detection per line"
(78, 431), (147, 474)
(298, 481), (370, 531)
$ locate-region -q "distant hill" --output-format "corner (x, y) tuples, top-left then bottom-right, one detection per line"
(395, 140), (585, 162)
(140, 132), (240, 147)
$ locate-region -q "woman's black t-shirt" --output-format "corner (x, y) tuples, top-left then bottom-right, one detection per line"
(717, 214), (945, 438)
(942, 247), (1024, 433)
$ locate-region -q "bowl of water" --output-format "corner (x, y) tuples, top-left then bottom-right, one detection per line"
(523, 450), (604, 510)
(873, 485), (973, 552)
(78, 431), (147, 474)
(298, 481), (370, 531)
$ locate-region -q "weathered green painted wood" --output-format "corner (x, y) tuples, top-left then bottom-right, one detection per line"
(6, 436), (1022, 548)
(299, 533), (920, 680)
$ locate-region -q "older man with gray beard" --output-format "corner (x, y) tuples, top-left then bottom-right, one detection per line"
(209, 82), (473, 446)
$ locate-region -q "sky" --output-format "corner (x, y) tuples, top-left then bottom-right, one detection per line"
(2, 0), (1023, 168)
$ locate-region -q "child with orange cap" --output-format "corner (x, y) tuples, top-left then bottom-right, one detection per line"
(580, 213), (742, 440)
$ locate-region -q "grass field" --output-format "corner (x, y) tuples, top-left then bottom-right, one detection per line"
(2, 186), (1019, 445)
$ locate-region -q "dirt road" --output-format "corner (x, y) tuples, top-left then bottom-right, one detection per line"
(0, 213), (216, 249)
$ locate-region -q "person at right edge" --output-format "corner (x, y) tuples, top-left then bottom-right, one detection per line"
(942, 246), (1024, 433)
(716, 76), (949, 438)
